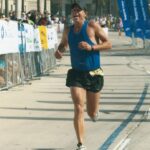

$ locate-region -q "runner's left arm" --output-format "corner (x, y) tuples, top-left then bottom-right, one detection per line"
(92, 21), (112, 51)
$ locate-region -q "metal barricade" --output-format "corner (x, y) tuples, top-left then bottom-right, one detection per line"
(40, 48), (56, 76)
(33, 52), (42, 76)
(0, 22), (58, 91)
(0, 53), (22, 90)
(20, 52), (38, 81)
(0, 54), (7, 89)
(144, 39), (150, 50)
(49, 48), (56, 69)
(30, 52), (39, 77)
(11, 53), (22, 85)
(0, 51), (57, 91)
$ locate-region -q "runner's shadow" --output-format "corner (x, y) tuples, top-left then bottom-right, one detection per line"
(49, 74), (66, 78)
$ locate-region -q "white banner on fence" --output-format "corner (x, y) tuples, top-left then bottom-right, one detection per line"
(0, 20), (58, 55)
(47, 27), (58, 49)
(53, 26), (58, 44)
(24, 23), (34, 52)
(0, 20), (19, 55)
(34, 28), (42, 52)
(47, 28), (55, 49)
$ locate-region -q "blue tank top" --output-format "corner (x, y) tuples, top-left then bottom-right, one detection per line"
(68, 21), (101, 71)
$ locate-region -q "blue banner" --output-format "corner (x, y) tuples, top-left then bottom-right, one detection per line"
(128, 0), (150, 39)
(118, 0), (150, 39)
(117, 0), (132, 37)
(130, 0), (144, 38)
(140, 0), (150, 39)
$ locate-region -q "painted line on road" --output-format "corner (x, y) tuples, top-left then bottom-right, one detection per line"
(113, 138), (130, 150)
(117, 138), (130, 150)
(146, 70), (150, 74)
(113, 106), (150, 150)
(98, 83), (149, 150)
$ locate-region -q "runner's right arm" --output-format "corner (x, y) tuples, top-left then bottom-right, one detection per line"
(55, 26), (69, 59)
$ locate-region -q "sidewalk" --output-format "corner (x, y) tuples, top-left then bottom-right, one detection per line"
(109, 31), (144, 50)
(59, 30), (147, 56)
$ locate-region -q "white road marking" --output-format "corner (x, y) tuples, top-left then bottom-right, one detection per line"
(113, 107), (150, 150)
(146, 70), (150, 74)
(113, 138), (130, 150)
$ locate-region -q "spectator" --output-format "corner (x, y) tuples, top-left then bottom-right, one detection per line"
(37, 13), (48, 26)
(117, 17), (123, 36)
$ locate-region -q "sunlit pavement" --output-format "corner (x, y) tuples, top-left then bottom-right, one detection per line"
(0, 31), (150, 150)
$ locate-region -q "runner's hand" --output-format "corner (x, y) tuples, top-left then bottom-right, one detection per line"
(55, 50), (63, 59)
(78, 41), (92, 51)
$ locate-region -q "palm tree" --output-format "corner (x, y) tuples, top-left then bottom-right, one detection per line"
(37, 0), (40, 13)
(0, 0), (3, 14)
(95, 0), (109, 16)
(44, 0), (47, 11)
(95, 0), (107, 16)
(95, 0), (99, 16)
(22, 0), (24, 12)
(5, 0), (8, 17)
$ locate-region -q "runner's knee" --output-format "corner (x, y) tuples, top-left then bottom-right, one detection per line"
(74, 104), (84, 116)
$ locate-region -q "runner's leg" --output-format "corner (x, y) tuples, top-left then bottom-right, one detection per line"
(86, 91), (100, 119)
(70, 87), (86, 144)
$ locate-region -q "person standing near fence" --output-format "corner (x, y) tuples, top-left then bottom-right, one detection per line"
(117, 17), (123, 36)
(55, 2), (112, 150)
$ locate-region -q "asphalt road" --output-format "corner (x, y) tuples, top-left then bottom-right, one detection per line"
(0, 32), (150, 150)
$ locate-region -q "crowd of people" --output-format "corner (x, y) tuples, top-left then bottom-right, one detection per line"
(0, 10), (66, 27)
(98, 15), (123, 30)
(0, 10), (123, 33)
(94, 15), (123, 36)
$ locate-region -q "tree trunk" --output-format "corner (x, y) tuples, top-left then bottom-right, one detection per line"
(0, 0), (3, 14)
(5, 0), (8, 17)
(44, 0), (47, 11)
(95, 0), (98, 16)
(22, 0), (24, 12)
(37, 0), (40, 13)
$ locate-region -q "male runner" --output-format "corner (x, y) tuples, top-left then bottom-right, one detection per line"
(55, 2), (112, 150)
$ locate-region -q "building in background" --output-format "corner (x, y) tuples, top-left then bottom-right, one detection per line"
(0, 0), (51, 18)
(0, 0), (129, 19)
(51, 0), (119, 17)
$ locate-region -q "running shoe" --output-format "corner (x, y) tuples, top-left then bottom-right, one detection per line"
(76, 143), (87, 150)
(91, 111), (99, 122)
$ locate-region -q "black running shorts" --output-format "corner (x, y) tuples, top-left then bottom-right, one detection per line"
(66, 68), (104, 93)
